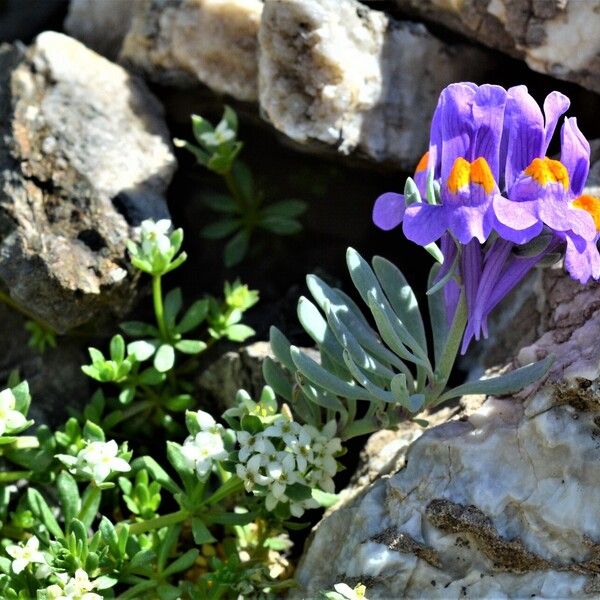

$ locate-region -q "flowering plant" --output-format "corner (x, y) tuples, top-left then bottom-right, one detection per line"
(264, 83), (599, 438)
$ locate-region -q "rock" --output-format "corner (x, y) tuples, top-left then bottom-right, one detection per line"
(119, 0), (262, 101)
(64, 0), (137, 60)
(0, 32), (176, 333)
(293, 270), (600, 598)
(197, 342), (275, 410)
(197, 341), (320, 411)
(0, 304), (90, 427)
(258, 0), (494, 168)
(395, 0), (600, 94)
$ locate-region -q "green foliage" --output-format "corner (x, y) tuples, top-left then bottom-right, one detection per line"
(24, 320), (57, 354)
(174, 107), (307, 267)
(264, 247), (553, 440)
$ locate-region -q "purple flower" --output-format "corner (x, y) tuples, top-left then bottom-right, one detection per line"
(373, 81), (600, 352)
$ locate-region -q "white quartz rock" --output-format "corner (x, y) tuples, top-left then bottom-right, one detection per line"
(258, 0), (494, 169)
(119, 0), (262, 101)
(395, 0), (600, 94)
(293, 273), (600, 598)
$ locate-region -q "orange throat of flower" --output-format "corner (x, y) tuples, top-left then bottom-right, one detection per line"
(572, 195), (600, 231)
(447, 157), (495, 195)
(524, 157), (569, 190)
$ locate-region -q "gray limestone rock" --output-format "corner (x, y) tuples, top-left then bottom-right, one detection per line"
(119, 0), (263, 101)
(258, 0), (494, 169)
(0, 31), (175, 333)
(293, 270), (600, 598)
(395, 0), (600, 94)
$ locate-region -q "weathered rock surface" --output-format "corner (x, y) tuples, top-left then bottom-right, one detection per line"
(259, 0), (494, 168)
(293, 267), (600, 598)
(0, 31), (175, 332)
(119, 0), (262, 101)
(395, 0), (600, 94)
(64, 0), (138, 60)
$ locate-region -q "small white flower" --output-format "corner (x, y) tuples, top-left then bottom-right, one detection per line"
(200, 121), (235, 147)
(236, 454), (270, 492)
(35, 562), (53, 579)
(78, 439), (131, 483)
(6, 536), (46, 574)
(0, 388), (26, 436)
(140, 219), (172, 256)
(237, 431), (275, 463)
(47, 568), (102, 600)
(182, 431), (228, 478)
(193, 410), (218, 432)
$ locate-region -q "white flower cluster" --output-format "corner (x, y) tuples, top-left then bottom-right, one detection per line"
(59, 439), (131, 484)
(0, 388), (26, 436)
(236, 418), (341, 517)
(181, 410), (228, 478)
(6, 536), (46, 574)
(45, 569), (101, 600)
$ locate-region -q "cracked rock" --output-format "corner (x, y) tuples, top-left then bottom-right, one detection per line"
(258, 0), (494, 168)
(119, 0), (263, 101)
(0, 32), (175, 332)
(293, 269), (600, 598)
(395, 0), (600, 94)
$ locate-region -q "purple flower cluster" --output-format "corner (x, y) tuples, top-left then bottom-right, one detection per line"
(373, 83), (600, 352)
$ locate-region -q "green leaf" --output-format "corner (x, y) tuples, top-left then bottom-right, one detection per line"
(131, 456), (180, 495)
(78, 485), (101, 529)
(404, 177), (421, 205)
(191, 114), (213, 141)
(11, 381), (31, 415)
(224, 229), (250, 267)
(222, 105), (238, 133)
(164, 288), (183, 332)
(202, 192), (238, 214)
(262, 199), (307, 218)
(154, 344), (175, 373)
(110, 335), (125, 363)
(231, 161), (254, 203)
(259, 216), (302, 235)
(427, 264), (448, 367)
(439, 356), (555, 404)
(312, 488), (339, 508)
(57, 471), (81, 524)
(83, 420), (105, 443)
(176, 299), (209, 334)
(285, 483), (312, 502)
(138, 367), (165, 385)
(424, 242), (444, 264)
(225, 324), (255, 342)
(174, 339), (207, 354)
(163, 549), (200, 577)
(262, 357), (293, 402)
(290, 346), (368, 401)
(269, 326), (294, 372)
(128, 549), (156, 571)
(191, 518), (216, 544)
(201, 219), (241, 240)
(372, 255), (427, 355)
(27, 488), (63, 539)
(99, 517), (120, 558)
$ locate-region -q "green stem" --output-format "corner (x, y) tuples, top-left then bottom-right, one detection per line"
(429, 291), (467, 401)
(0, 470), (32, 482)
(152, 275), (168, 341)
(8, 436), (39, 450)
(129, 509), (189, 535)
(223, 170), (245, 212)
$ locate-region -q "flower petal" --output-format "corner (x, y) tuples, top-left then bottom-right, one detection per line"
(564, 234), (600, 284)
(504, 86), (544, 191)
(543, 91), (570, 152)
(447, 202), (493, 244)
(403, 203), (448, 245)
(372, 192), (405, 231)
(560, 117), (590, 196)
